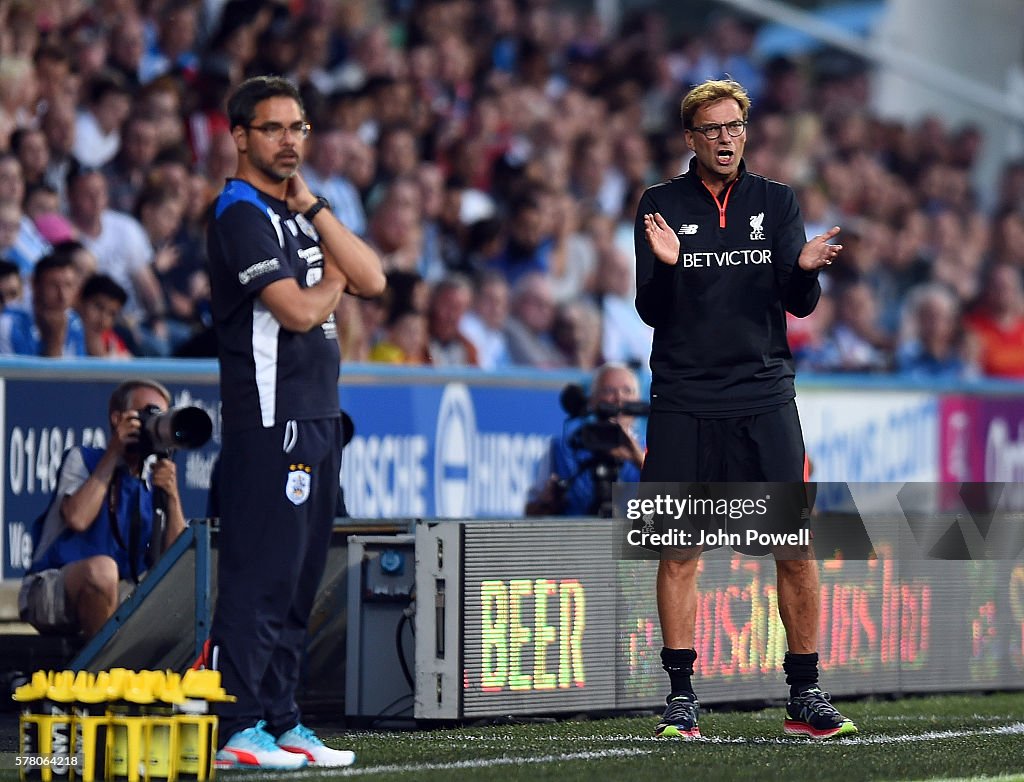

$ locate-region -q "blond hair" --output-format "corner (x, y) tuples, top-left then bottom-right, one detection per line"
(680, 79), (751, 130)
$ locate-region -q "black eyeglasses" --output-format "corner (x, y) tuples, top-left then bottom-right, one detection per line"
(246, 122), (311, 142)
(690, 120), (747, 140)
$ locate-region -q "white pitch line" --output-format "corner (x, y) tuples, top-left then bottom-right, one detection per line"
(355, 715), (1023, 743)
(833, 722), (1024, 745)
(226, 748), (651, 780)
(357, 722), (1024, 746)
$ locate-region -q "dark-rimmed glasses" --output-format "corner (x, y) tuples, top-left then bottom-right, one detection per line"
(246, 122), (311, 142)
(690, 120), (747, 140)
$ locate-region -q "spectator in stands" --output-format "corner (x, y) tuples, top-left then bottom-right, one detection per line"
(76, 273), (133, 359)
(135, 77), (186, 151)
(461, 270), (511, 370)
(72, 71), (133, 168)
(384, 269), (430, 320)
(135, 182), (207, 353)
(139, 3), (200, 84)
(990, 210), (1024, 270)
(492, 190), (555, 286)
(301, 127), (367, 236)
(994, 160), (1024, 218)
(505, 270), (565, 367)
(34, 43), (74, 114)
(52, 239), (99, 283)
(526, 362), (644, 516)
(963, 263), (1024, 379)
(0, 153), (51, 275)
(806, 279), (892, 372)
(10, 127), (50, 190)
(18, 379), (185, 638)
(339, 133), (377, 202)
(548, 191), (597, 303)
(23, 183), (61, 224)
(552, 298), (603, 370)
(368, 307), (429, 365)
(187, 64), (234, 175)
(414, 161), (449, 282)
(0, 251), (85, 357)
(372, 123), (421, 198)
(426, 274), (479, 366)
(107, 12), (147, 89)
(0, 201), (25, 270)
(67, 25), (111, 89)
(592, 243), (652, 367)
(895, 282), (974, 379)
(66, 160), (166, 350)
(367, 176), (425, 274)
(570, 132), (624, 218)
(787, 290), (835, 368)
(929, 208), (988, 304)
(102, 114), (161, 214)
(0, 56), (38, 131)
(40, 99), (77, 211)
(0, 258), (24, 310)
(686, 14), (763, 100)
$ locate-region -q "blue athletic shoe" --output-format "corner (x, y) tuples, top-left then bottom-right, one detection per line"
(215, 720), (308, 770)
(277, 722), (356, 767)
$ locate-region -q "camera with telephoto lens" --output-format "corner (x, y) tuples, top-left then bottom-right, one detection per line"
(570, 399), (651, 453)
(559, 383), (649, 517)
(560, 383), (649, 456)
(136, 404), (213, 458)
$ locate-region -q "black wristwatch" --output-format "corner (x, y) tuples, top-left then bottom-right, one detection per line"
(303, 195), (331, 222)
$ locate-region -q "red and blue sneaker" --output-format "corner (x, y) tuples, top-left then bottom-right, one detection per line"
(784, 687), (858, 739)
(654, 692), (701, 739)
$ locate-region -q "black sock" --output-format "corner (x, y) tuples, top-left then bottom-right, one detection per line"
(783, 651), (819, 696)
(661, 647), (697, 698)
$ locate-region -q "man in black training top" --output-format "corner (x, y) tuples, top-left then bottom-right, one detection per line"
(206, 75), (385, 770)
(635, 78), (856, 740)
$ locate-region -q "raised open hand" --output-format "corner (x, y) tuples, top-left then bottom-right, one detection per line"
(643, 212), (681, 266)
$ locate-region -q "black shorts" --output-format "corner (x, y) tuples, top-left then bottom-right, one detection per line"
(641, 400), (805, 482)
(635, 401), (812, 556)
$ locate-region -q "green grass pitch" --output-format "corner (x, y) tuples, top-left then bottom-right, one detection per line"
(3, 692), (1023, 781)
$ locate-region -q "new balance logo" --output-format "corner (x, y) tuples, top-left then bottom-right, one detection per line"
(678, 224), (698, 235)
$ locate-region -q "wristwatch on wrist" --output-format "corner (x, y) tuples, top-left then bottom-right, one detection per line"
(303, 195), (331, 222)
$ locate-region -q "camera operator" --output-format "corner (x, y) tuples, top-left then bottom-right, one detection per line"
(18, 379), (187, 639)
(526, 363), (646, 517)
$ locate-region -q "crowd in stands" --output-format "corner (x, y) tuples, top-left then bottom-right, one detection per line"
(0, 0), (1022, 380)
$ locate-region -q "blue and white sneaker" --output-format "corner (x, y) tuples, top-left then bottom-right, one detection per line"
(215, 720), (308, 770)
(277, 722), (356, 767)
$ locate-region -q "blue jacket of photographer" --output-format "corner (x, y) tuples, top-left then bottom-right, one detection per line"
(529, 418), (644, 516)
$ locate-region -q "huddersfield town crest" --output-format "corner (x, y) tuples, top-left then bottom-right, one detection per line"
(286, 464), (312, 505)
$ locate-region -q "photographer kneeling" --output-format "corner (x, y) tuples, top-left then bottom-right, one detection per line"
(526, 363), (647, 517)
(19, 380), (191, 639)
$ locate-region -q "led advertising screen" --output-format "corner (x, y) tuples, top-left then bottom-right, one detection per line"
(416, 519), (1024, 719)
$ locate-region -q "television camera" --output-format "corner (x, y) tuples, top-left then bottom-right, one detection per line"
(559, 382), (649, 517)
